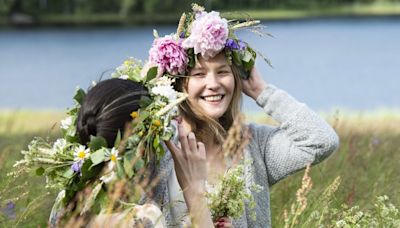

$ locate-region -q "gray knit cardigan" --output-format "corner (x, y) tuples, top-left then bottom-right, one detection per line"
(152, 84), (340, 228)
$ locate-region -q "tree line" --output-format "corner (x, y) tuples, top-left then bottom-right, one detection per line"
(1, 0), (398, 16)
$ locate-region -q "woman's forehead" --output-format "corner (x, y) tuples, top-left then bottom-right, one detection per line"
(193, 53), (229, 70)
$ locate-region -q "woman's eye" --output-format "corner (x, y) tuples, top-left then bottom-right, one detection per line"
(218, 71), (229, 75)
(193, 72), (205, 76)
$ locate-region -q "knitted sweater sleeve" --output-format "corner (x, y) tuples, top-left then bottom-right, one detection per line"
(253, 84), (339, 186)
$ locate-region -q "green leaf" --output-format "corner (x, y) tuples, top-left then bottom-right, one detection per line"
(116, 161), (124, 178)
(232, 51), (242, 66)
(153, 135), (160, 149)
(139, 96), (152, 108)
(89, 136), (107, 151)
(73, 88), (86, 105)
(90, 148), (106, 166)
(80, 160), (103, 181)
(137, 110), (150, 123)
(242, 49), (253, 62)
(123, 155), (134, 178)
(63, 168), (74, 179)
(134, 158), (144, 172)
(145, 66), (158, 83)
(35, 167), (45, 176)
(114, 130), (122, 148)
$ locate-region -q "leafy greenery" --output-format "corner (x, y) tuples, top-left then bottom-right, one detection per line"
(2, 0), (400, 26)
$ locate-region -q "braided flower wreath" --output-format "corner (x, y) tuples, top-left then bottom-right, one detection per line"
(13, 3), (267, 224)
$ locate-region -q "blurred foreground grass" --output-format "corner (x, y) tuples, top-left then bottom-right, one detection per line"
(0, 110), (399, 226)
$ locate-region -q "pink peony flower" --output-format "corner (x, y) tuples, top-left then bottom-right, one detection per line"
(182, 11), (228, 59)
(149, 35), (188, 75)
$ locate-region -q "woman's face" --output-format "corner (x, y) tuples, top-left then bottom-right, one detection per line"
(186, 52), (235, 119)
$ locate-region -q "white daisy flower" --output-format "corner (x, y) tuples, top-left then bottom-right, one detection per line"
(119, 74), (129, 80)
(60, 116), (73, 130)
(105, 147), (119, 171)
(73, 145), (90, 162)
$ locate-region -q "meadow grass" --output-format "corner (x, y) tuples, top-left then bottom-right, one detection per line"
(0, 110), (399, 226)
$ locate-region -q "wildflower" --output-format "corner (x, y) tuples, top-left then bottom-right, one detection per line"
(52, 138), (67, 152)
(151, 84), (177, 101)
(74, 145), (90, 162)
(130, 111), (139, 119)
(1, 201), (16, 219)
(153, 119), (161, 127)
(225, 38), (239, 50)
(71, 160), (83, 173)
(105, 147), (119, 171)
(149, 35), (188, 75)
(124, 59), (134, 66)
(60, 116), (72, 130)
(182, 11), (228, 59)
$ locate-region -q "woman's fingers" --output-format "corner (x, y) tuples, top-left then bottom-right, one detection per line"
(177, 123), (190, 155)
(165, 140), (180, 160)
(197, 142), (206, 158)
(187, 132), (198, 153)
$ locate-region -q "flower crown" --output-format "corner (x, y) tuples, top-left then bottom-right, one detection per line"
(13, 58), (187, 214)
(148, 4), (270, 80)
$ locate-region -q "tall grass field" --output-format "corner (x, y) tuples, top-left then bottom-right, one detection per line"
(1, 110), (399, 227)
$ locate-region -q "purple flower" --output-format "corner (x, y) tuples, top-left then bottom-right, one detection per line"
(2, 201), (16, 219)
(71, 160), (83, 173)
(225, 38), (239, 50)
(238, 40), (246, 50)
(149, 35), (188, 75)
(179, 32), (185, 39)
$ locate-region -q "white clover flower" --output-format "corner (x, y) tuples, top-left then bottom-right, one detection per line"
(60, 116), (73, 130)
(151, 85), (177, 101)
(52, 138), (67, 153)
(73, 145), (90, 162)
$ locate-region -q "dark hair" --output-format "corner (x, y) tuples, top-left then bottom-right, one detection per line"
(77, 78), (148, 147)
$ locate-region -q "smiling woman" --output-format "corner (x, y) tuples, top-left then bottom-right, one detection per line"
(177, 52), (242, 144)
(144, 5), (340, 228)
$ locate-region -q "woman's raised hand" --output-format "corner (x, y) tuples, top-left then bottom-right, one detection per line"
(165, 122), (214, 227)
(241, 67), (267, 100)
(165, 122), (207, 196)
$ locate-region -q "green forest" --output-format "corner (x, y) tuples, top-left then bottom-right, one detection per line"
(1, 0), (400, 25)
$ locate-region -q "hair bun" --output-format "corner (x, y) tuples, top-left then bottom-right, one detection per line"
(84, 114), (97, 138)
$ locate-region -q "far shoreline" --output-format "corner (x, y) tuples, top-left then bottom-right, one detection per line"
(1, 3), (400, 27)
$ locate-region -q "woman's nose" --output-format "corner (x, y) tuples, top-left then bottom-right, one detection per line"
(205, 73), (220, 90)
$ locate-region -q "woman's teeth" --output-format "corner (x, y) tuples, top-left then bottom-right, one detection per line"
(203, 95), (223, 102)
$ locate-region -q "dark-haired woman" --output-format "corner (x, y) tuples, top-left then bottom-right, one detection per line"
(49, 78), (165, 227)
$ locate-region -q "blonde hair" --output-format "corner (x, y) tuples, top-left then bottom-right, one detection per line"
(176, 63), (242, 144)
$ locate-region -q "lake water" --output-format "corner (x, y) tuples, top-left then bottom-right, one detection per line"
(0, 18), (399, 113)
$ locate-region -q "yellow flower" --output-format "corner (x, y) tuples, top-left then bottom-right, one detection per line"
(110, 154), (116, 162)
(78, 151), (86, 159)
(153, 119), (161, 127)
(124, 59), (133, 66)
(130, 111), (139, 119)
(138, 131), (144, 137)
